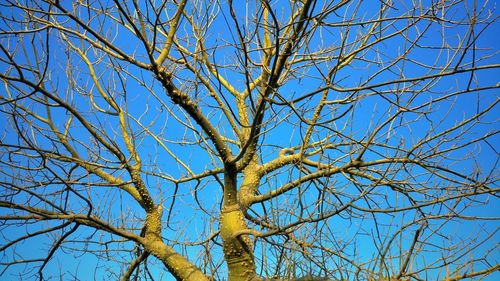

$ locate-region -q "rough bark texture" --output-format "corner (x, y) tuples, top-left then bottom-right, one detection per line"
(141, 206), (210, 281)
(238, 161), (261, 212)
(220, 204), (257, 281)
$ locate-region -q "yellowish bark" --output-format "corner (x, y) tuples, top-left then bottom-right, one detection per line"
(141, 206), (210, 281)
(238, 159), (261, 212)
(220, 204), (257, 281)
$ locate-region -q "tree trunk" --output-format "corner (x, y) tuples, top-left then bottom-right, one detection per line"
(220, 204), (258, 281)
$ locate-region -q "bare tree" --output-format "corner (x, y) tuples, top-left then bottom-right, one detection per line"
(0, 0), (499, 280)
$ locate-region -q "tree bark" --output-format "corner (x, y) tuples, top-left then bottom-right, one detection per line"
(220, 204), (257, 281)
(141, 206), (210, 281)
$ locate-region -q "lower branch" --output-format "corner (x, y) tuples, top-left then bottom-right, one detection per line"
(141, 239), (210, 281)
